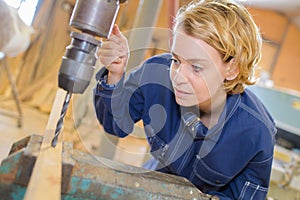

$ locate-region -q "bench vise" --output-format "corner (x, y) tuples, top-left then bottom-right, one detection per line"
(0, 134), (216, 200)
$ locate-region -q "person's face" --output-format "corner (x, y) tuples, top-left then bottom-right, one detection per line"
(170, 27), (228, 111)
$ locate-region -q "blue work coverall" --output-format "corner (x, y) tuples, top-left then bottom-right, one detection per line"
(93, 54), (277, 199)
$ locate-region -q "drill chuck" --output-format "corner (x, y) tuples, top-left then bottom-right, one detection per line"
(58, 32), (100, 94)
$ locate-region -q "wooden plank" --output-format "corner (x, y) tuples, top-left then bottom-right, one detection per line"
(24, 88), (67, 200)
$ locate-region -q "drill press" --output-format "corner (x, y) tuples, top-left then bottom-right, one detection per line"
(51, 0), (127, 147)
(0, 1), (220, 199)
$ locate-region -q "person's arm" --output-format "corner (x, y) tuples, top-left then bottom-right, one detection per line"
(93, 64), (146, 137)
(94, 24), (142, 137)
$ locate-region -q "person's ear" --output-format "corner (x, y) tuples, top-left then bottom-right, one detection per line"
(225, 58), (239, 81)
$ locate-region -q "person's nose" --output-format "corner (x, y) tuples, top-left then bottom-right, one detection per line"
(173, 64), (188, 83)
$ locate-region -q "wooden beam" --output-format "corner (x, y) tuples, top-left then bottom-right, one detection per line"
(126, 0), (163, 70)
(24, 89), (68, 200)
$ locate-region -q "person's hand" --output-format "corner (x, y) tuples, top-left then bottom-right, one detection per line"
(98, 24), (129, 84)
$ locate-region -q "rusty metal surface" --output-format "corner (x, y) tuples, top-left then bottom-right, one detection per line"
(0, 134), (42, 199)
(0, 134), (213, 200)
(66, 149), (210, 200)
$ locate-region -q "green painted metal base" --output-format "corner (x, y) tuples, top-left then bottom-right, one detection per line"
(0, 134), (213, 200)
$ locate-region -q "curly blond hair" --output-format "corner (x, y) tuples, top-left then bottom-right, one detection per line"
(175, 0), (262, 94)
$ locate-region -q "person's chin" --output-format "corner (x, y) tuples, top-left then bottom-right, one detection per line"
(175, 97), (195, 107)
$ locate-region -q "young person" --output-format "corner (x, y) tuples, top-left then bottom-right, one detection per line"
(94, 0), (276, 199)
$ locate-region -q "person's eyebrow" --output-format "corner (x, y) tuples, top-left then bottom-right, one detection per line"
(171, 52), (205, 63)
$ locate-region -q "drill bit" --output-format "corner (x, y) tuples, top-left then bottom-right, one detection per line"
(51, 91), (72, 147)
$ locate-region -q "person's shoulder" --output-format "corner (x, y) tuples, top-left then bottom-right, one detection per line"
(241, 87), (277, 134)
(129, 53), (173, 86)
(144, 53), (172, 65)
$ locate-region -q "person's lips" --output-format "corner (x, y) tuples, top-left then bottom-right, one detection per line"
(174, 88), (192, 98)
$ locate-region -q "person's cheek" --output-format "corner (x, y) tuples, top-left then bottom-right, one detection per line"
(169, 68), (174, 82)
(169, 65), (176, 82)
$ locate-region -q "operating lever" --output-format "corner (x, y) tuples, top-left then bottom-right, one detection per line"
(51, 0), (126, 147)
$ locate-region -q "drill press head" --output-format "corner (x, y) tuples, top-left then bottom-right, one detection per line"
(58, 0), (126, 94)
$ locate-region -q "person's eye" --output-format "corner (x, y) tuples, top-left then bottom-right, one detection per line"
(170, 57), (180, 65)
(192, 65), (203, 72)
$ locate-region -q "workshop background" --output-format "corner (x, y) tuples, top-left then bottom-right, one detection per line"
(0, 0), (300, 199)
